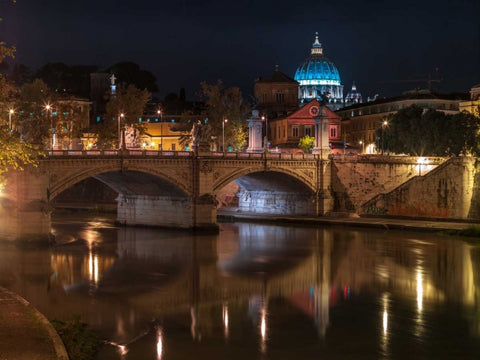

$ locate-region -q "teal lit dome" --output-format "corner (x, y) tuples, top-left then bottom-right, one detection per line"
(294, 33), (344, 108)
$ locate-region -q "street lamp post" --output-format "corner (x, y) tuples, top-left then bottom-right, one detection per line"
(222, 118), (228, 152)
(118, 113), (125, 149)
(45, 104), (53, 149)
(359, 140), (364, 154)
(157, 109), (163, 151)
(8, 109), (14, 131)
(381, 119), (388, 154)
(261, 115), (268, 151)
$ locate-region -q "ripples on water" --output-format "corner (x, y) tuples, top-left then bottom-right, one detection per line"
(0, 213), (479, 359)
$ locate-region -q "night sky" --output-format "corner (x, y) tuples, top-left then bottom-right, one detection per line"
(1, 0), (479, 100)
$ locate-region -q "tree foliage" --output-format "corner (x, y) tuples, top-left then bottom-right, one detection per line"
(97, 84), (151, 148)
(200, 80), (250, 151)
(298, 135), (315, 153)
(107, 62), (158, 93)
(0, 2), (40, 187)
(380, 105), (480, 156)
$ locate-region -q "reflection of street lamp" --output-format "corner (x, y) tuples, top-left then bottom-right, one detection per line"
(381, 119), (388, 154)
(118, 113), (125, 149)
(8, 109), (14, 131)
(45, 104), (53, 148)
(222, 118), (228, 152)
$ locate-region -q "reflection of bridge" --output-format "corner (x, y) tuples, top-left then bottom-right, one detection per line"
(1, 151), (332, 240)
(2, 223), (479, 347)
(43, 225), (480, 344)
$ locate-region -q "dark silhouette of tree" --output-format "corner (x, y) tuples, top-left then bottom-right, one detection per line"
(107, 62), (158, 93)
(380, 105), (480, 156)
(10, 63), (33, 86)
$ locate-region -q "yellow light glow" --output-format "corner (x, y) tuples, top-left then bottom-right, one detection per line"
(150, 142), (155, 147)
(142, 142), (147, 148)
(9, 109), (14, 114)
(222, 303), (229, 338)
(156, 328), (163, 359)
(118, 344), (128, 356)
(417, 269), (423, 312)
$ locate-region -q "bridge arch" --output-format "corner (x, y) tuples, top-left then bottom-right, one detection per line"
(49, 163), (192, 200)
(213, 166), (316, 195)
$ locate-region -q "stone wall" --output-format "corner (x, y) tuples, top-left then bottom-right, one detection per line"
(238, 190), (316, 215)
(361, 157), (477, 219)
(331, 156), (446, 213)
(117, 195), (193, 228)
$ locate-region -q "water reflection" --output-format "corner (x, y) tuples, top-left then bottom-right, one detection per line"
(0, 216), (479, 359)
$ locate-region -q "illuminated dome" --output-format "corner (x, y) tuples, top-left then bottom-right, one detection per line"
(294, 33), (344, 109)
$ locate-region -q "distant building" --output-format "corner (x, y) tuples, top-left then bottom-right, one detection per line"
(254, 66), (299, 119)
(337, 89), (469, 153)
(294, 33), (344, 110)
(268, 99), (342, 151)
(459, 84), (480, 117)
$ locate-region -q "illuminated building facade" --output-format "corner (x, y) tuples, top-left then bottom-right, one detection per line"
(268, 99), (342, 151)
(294, 33), (344, 110)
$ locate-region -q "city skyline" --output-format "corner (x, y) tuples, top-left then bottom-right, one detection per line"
(1, 0), (479, 99)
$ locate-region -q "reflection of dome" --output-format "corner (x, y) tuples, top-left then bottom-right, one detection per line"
(294, 32), (343, 109)
(345, 82), (363, 105)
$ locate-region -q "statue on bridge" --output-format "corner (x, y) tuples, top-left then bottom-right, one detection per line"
(191, 120), (212, 153)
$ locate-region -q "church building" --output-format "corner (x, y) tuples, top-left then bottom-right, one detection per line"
(294, 33), (344, 110)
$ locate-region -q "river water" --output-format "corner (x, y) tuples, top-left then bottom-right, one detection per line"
(1, 213), (479, 359)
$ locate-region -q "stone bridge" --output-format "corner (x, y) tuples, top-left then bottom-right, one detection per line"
(1, 149), (332, 241)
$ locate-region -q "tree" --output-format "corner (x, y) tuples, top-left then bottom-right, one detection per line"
(98, 84), (151, 148)
(298, 135), (315, 153)
(15, 79), (52, 146)
(380, 105), (480, 156)
(0, 1), (40, 188)
(199, 80), (250, 151)
(107, 62), (158, 93)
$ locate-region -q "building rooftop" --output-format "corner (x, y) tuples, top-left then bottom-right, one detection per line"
(339, 90), (469, 111)
(256, 66), (298, 83)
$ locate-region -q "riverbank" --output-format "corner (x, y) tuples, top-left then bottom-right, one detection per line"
(217, 210), (480, 234)
(0, 287), (68, 360)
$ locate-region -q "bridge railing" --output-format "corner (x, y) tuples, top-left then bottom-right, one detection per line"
(46, 150), (195, 157)
(45, 150), (322, 160)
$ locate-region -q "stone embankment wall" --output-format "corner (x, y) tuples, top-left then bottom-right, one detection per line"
(361, 157), (477, 219)
(237, 190), (316, 215)
(331, 156), (446, 214)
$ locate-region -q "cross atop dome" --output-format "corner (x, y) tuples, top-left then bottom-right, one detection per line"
(311, 32), (323, 55)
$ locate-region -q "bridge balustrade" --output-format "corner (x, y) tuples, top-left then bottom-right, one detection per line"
(45, 150), (322, 160)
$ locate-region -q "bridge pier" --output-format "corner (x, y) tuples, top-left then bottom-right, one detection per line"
(0, 169), (52, 241)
